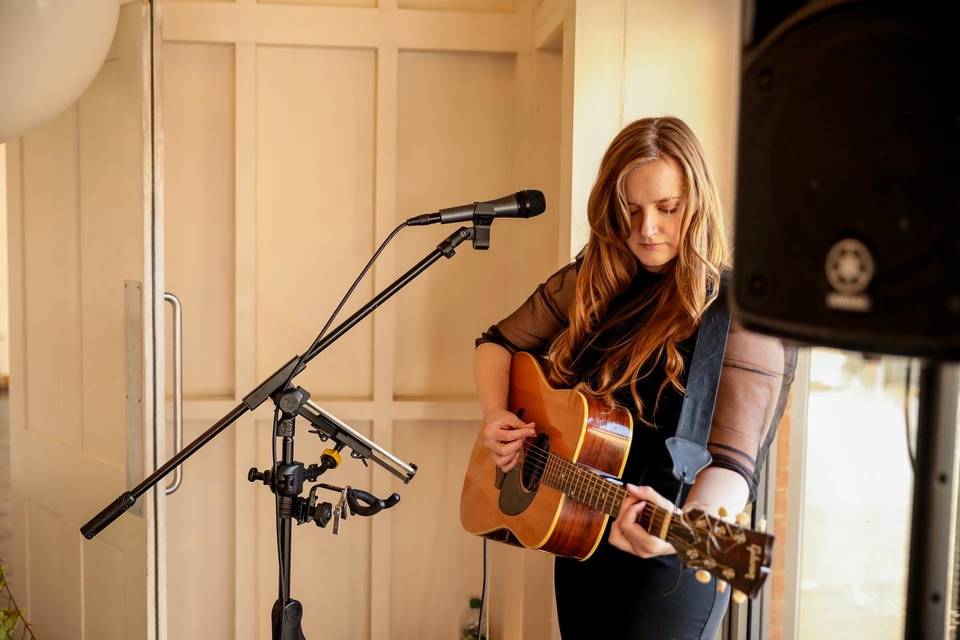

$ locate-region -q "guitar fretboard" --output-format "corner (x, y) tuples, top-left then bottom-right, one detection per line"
(523, 441), (677, 541)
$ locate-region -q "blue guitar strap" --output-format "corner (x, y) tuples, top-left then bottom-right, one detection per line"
(664, 280), (731, 505)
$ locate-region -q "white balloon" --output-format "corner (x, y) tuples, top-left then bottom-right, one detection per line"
(0, 0), (120, 143)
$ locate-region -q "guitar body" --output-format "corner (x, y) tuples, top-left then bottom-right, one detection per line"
(460, 352), (633, 560)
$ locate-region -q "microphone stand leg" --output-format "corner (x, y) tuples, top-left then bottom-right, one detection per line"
(272, 598), (306, 640)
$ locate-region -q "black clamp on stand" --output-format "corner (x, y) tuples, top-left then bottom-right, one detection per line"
(80, 221), (490, 640)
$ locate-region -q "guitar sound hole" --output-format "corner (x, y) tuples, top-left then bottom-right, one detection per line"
(521, 433), (550, 493)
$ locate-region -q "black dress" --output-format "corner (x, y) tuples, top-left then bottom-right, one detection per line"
(477, 260), (797, 640)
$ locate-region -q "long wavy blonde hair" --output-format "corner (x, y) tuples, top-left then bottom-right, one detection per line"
(546, 116), (730, 424)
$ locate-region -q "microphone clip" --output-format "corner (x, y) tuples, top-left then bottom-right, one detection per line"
(471, 204), (495, 250)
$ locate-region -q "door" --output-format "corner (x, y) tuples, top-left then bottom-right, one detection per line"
(4, 2), (164, 639)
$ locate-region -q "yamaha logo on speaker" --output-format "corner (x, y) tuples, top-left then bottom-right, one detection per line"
(825, 238), (874, 313)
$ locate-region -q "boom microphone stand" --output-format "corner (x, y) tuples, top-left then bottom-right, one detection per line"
(81, 219), (496, 639)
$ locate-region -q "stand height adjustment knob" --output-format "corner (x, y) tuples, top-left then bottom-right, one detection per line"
(248, 467), (271, 485)
(312, 502), (333, 528)
(278, 387), (309, 414)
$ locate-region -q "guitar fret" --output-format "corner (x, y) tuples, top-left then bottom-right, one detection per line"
(549, 455), (560, 492)
(605, 482), (619, 515)
(583, 472), (591, 507)
(576, 469), (585, 504)
(591, 474), (602, 512)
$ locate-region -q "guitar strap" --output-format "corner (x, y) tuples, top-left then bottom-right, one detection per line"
(664, 278), (731, 505)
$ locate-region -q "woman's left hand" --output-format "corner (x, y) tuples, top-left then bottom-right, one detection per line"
(609, 484), (677, 559)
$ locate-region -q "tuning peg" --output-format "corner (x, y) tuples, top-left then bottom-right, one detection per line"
(716, 579), (728, 593)
(757, 518), (767, 533)
(732, 590), (748, 604)
(695, 570), (711, 584)
(717, 506), (728, 519)
(736, 511), (751, 526)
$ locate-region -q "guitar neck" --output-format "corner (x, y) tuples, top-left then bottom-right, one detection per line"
(530, 443), (689, 545)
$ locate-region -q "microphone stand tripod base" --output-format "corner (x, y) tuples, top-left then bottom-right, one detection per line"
(272, 598), (306, 640)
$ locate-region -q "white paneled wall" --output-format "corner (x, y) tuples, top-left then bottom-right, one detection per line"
(163, 42), (236, 398)
(254, 45), (377, 399)
(5, 6), (157, 638)
(394, 50), (519, 399)
(0, 145), (7, 377)
(161, 2), (561, 639)
(621, 0), (741, 216)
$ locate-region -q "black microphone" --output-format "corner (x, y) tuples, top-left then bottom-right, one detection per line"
(405, 190), (546, 226)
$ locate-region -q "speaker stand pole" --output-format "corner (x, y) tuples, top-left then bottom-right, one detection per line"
(904, 362), (959, 639)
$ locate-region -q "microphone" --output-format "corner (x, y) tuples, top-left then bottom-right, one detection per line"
(405, 190), (546, 226)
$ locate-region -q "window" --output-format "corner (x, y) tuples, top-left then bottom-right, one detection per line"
(797, 349), (915, 638)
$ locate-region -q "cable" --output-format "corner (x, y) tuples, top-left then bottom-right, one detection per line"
(904, 358), (916, 474)
(478, 539), (488, 640)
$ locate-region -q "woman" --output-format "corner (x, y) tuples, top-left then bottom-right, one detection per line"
(473, 116), (796, 639)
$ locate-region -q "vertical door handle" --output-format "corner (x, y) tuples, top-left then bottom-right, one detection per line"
(164, 292), (184, 495)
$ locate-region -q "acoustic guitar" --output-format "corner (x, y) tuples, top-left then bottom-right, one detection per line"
(460, 351), (774, 601)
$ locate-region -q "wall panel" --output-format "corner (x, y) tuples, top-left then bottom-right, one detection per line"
(622, 0), (741, 213)
(255, 46), (376, 400)
(260, 0), (376, 6)
(84, 529), (128, 640)
(8, 6), (156, 637)
(26, 503), (83, 638)
(78, 58), (133, 464)
(166, 420), (236, 640)
(524, 48), (563, 280)
(390, 420), (483, 638)
(163, 42), (237, 399)
(21, 110), (83, 447)
(393, 51), (518, 399)
(399, 0), (516, 12)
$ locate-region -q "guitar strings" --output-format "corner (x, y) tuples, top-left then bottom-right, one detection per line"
(510, 439), (678, 538)
(514, 440), (626, 510)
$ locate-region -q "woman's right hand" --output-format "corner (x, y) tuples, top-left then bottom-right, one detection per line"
(481, 409), (536, 472)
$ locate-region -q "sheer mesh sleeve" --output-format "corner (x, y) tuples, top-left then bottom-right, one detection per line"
(475, 260), (579, 356)
(707, 317), (799, 501)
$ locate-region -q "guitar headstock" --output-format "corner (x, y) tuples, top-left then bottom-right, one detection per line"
(668, 508), (774, 601)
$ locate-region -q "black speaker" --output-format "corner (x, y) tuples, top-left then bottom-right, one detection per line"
(732, 1), (960, 359)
